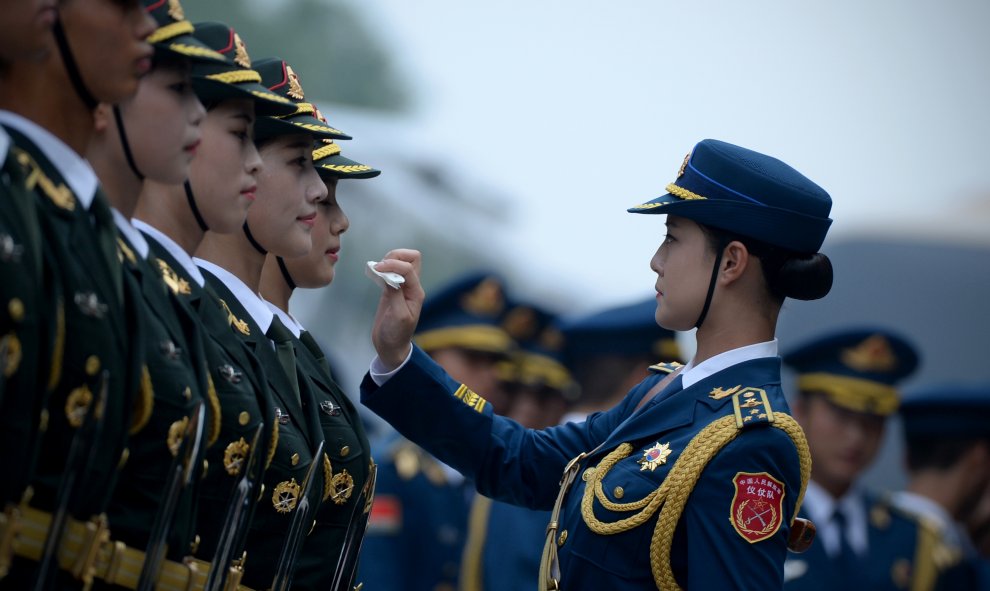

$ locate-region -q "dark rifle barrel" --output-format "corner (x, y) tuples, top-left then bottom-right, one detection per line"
(135, 400), (206, 591)
(203, 422), (265, 591)
(330, 463), (377, 591)
(270, 439), (324, 591)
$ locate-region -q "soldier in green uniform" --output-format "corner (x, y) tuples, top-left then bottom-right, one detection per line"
(130, 20), (295, 589)
(0, 0), (57, 580)
(259, 132), (380, 590)
(82, 3), (228, 588)
(0, 1), (155, 588)
(193, 56), (348, 590)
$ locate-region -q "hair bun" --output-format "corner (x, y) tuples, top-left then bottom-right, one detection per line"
(777, 253), (833, 300)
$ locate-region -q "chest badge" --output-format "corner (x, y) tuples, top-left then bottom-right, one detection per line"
(273, 478), (300, 513)
(217, 364), (243, 384)
(730, 471), (785, 543)
(320, 400), (340, 416)
(275, 407), (290, 425)
(223, 437), (250, 475)
(637, 441), (672, 471)
(329, 469), (355, 505)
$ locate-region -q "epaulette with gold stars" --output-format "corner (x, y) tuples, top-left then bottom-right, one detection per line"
(726, 387), (776, 429)
(648, 361), (684, 374)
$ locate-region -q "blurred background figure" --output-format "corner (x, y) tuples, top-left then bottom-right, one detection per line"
(894, 383), (990, 590)
(360, 271), (515, 591)
(460, 300), (576, 591)
(781, 328), (949, 590)
(558, 297), (683, 424)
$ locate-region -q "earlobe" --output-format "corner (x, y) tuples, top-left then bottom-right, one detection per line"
(92, 104), (111, 132)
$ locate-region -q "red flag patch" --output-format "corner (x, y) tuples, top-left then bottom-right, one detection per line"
(730, 471), (785, 543)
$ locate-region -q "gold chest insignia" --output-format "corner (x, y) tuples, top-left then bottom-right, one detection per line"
(156, 259), (191, 295)
(637, 442), (672, 471)
(285, 65), (305, 100)
(217, 298), (250, 335)
(116, 237), (136, 265)
(233, 33), (251, 69)
(709, 385), (741, 400)
(65, 384), (93, 428)
(329, 469), (354, 505)
(224, 437), (250, 476)
(273, 478), (301, 513)
(3, 332), (22, 377)
(322, 453), (333, 501)
(167, 416), (190, 456)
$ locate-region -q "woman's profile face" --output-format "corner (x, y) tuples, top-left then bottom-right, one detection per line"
(248, 133), (326, 257)
(117, 63), (204, 184)
(650, 215), (714, 331)
(189, 98), (262, 234)
(282, 178), (349, 289)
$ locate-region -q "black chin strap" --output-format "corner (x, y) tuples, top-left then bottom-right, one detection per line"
(183, 181), (209, 232)
(112, 105), (144, 180)
(276, 256), (297, 290)
(52, 17), (98, 110)
(242, 222), (267, 255)
(695, 241), (726, 329)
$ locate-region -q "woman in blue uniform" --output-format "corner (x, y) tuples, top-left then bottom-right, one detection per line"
(362, 139), (834, 590)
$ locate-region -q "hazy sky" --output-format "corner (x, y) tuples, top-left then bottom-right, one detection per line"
(347, 0), (990, 307)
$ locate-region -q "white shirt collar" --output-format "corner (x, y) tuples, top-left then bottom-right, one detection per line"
(803, 480), (869, 557)
(266, 301), (303, 338)
(0, 126), (10, 163)
(132, 218), (205, 287)
(889, 490), (971, 551)
(0, 110), (99, 209)
(111, 208), (149, 260)
(680, 339), (778, 389)
(193, 258), (273, 333)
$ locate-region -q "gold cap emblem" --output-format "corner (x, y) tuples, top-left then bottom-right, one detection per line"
(841, 335), (897, 373)
(461, 278), (504, 317)
(167, 0), (185, 21)
(233, 33), (251, 69)
(677, 152), (691, 178)
(502, 307), (536, 341)
(285, 65), (305, 100)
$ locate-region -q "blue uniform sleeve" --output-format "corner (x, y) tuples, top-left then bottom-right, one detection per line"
(674, 424), (800, 590)
(361, 345), (645, 509)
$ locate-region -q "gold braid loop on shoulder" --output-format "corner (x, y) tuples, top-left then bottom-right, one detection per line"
(581, 413), (811, 591)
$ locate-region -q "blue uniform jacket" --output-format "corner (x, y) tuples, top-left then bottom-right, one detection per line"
(784, 492), (953, 591)
(361, 345), (803, 590)
(358, 434), (471, 591)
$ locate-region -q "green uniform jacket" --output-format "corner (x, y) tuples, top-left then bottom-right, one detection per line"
(2, 126), (143, 589)
(200, 269), (326, 590)
(0, 139), (56, 509)
(292, 330), (371, 591)
(103, 231), (213, 561)
(142, 235), (277, 563)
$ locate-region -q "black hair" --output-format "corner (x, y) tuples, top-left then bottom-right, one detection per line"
(906, 436), (990, 472)
(698, 224), (833, 302)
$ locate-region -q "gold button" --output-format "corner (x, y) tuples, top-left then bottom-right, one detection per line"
(291, 453), (300, 466)
(183, 387), (192, 400)
(340, 446), (350, 457)
(582, 468), (593, 482)
(613, 486), (624, 499)
(557, 530), (568, 547)
(85, 355), (100, 376)
(8, 299), (24, 322)
(238, 411), (250, 426)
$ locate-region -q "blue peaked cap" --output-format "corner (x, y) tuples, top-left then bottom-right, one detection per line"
(629, 139), (833, 253)
(900, 383), (990, 438)
(558, 298), (682, 369)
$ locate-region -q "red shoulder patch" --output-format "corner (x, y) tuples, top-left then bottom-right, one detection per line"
(730, 471), (785, 543)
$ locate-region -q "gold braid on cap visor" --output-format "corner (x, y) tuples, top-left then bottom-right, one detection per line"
(206, 69), (262, 84)
(147, 20), (193, 43)
(414, 325), (513, 356)
(798, 373), (899, 415)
